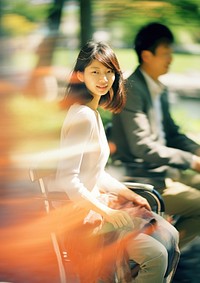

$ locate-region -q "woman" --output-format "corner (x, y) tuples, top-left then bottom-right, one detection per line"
(52, 41), (179, 283)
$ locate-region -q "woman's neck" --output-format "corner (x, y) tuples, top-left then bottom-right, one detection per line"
(86, 97), (100, 111)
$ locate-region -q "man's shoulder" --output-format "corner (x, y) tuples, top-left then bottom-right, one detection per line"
(126, 67), (147, 94)
(127, 67), (140, 80)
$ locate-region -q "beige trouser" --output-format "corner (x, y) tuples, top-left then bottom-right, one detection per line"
(129, 168), (200, 250)
(127, 233), (167, 283)
(125, 213), (179, 283)
(162, 180), (200, 248)
(162, 169), (200, 249)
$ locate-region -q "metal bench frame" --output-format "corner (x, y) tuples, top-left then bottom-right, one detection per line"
(29, 166), (165, 283)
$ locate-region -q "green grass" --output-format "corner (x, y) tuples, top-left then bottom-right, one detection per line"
(170, 53), (200, 73)
(13, 48), (200, 75)
(171, 107), (200, 144)
(53, 48), (200, 75)
(115, 49), (200, 74)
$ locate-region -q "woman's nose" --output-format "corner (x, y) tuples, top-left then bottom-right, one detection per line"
(99, 74), (108, 82)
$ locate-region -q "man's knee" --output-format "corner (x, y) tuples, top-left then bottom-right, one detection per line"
(128, 235), (168, 267)
(146, 241), (168, 263)
(141, 243), (168, 278)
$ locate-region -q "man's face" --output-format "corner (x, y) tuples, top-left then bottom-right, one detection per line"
(142, 44), (173, 80)
(154, 44), (173, 75)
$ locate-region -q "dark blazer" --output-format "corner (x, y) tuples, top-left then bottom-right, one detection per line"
(111, 66), (200, 179)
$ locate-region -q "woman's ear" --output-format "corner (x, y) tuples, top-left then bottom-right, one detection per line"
(77, 71), (84, 82)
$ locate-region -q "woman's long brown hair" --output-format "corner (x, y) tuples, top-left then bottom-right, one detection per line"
(62, 41), (126, 114)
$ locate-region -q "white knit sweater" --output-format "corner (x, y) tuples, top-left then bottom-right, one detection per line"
(51, 104), (125, 202)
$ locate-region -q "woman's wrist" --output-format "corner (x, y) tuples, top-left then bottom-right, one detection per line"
(118, 187), (137, 200)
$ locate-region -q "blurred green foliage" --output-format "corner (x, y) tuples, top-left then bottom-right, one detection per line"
(93, 0), (200, 46)
(1, 0), (200, 45)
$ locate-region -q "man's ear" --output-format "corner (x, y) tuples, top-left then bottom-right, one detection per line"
(141, 50), (152, 63)
(77, 71), (84, 82)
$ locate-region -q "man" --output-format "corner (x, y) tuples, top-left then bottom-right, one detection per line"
(111, 22), (200, 249)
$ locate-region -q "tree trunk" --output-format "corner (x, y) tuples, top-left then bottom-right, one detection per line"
(79, 0), (93, 47)
(24, 0), (65, 99)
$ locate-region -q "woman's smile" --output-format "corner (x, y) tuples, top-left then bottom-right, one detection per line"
(79, 59), (115, 97)
(96, 84), (108, 90)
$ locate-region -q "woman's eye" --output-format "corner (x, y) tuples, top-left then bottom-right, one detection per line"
(91, 69), (113, 75)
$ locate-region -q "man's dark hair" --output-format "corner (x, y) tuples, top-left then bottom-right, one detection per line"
(134, 22), (174, 63)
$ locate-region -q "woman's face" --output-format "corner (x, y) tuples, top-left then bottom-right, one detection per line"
(78, 59), (115, 97)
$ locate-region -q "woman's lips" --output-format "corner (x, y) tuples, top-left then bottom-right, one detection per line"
(97, 85), (108, 90)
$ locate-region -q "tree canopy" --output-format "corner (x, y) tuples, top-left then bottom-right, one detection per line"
(93, 0), (200, 46)
(1, 0), (200, 46)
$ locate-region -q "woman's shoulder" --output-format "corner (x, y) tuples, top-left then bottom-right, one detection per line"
(64, 104), (96, 130)
(69, 104), (95, 118)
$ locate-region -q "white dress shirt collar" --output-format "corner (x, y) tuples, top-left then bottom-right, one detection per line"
(140, 69), (165, 98)
(140, 68), (166, 145)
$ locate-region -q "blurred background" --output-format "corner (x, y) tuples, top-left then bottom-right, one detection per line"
(1, 0), (200, 163)
(0, 0), (200, 282)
